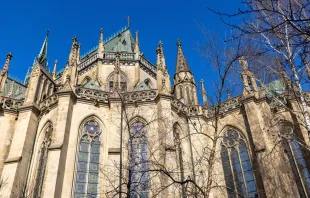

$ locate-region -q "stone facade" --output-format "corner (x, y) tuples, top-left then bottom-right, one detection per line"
(0, 26), (310, 198)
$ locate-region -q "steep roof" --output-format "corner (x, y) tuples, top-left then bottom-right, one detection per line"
(80, 27), (135, 60)
(176, 40), (191, 73)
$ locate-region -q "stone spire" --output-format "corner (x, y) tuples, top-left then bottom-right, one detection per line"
(0, 52), (13, 93)
(68, 36), (79, 67)
(156, 41), (171, 95)
(176, 39), (190, 73)
(239, 56), (258, 95)
(201, 79), (208, 106)
(52, 59), (58, 80)
(98, 28), (104, 54)
(36, 30), (49, 70)
(276, 58), (291, 90)
(134, 30), (140, 54)
(156, 41), (166, 70)
(62, 36), (79, 86)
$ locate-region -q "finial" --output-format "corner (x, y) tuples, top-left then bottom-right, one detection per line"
(158, 40), (163, 48)
(72, 36), (78, 43)
(134, 30), (140, 54)
(100, 28), (103, 34)
(177, 39), (181, 47)
(6, 52), (13, 60)
(46, 29), (50, 37)
(127, 16), (131, 28)
(239, 56), (248, 70)
(226, 87), (231, 100)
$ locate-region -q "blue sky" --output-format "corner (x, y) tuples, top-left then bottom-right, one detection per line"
(0, 0), (243, 104)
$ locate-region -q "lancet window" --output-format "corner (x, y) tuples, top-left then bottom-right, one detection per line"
(74, 120), (101, 198)
(279, 123), (310, 196)
(33, 123), (53, 198)
(186, 86), (191, 104)
(129, 122), (149, 198)
(221, 129), (258, 198)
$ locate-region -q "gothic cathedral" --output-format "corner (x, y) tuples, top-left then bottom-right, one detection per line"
(0, 26), (310, 198)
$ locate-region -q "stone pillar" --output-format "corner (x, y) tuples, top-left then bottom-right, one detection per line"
(242, 96), (299, 197)
(51, 89), (75, 197)
(0, 105), (40, 198)
(0, 112), (16, 176)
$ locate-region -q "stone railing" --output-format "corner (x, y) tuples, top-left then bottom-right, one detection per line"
(171, 99), (203, 116)
(207, 96), (242, 116)
(140, 56), (157, 73)
(123, 90), (157, 103)
(78, 53), (99, 71)
(40, 94), (59, 111)
(102, 52), (135, 61)
(75, 87), (110, 103)
(0, 96), (24, 110)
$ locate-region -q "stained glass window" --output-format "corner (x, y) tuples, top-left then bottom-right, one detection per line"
(129, 122), (149, 198)
(33, 124), (52, 198)
(280, 124), (310, 196)
(74, 120), (101, 198)
(221, 129), (258, 198)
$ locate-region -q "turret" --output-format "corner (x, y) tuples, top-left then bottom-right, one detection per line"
(173, 40), (197, 105)
(239, 56), (258, 95)
(156, 41), (171, 95)
(0, 52), (13, 93)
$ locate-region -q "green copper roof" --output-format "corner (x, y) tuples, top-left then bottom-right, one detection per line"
(80, 26), (135, 59)
(133, 79), (152, 91)
(265, 79), (286, 98)
(1, 78), (27, 99)
(83, 79), (101, 90)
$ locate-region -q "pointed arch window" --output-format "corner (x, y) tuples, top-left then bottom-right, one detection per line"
(279, 123), (310, 196)
(33, 124), (53, 198)
(221, 129), (258, 198)
(108, 73), (127, 92)
(74, 120), (101, 198)
(129, 122), (149, 198)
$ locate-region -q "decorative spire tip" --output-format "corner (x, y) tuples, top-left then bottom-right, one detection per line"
(7, 52), (13, 59)
(177, 39), (181, 47)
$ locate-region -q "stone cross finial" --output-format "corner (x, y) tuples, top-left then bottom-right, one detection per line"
(127, 16), (131, 27)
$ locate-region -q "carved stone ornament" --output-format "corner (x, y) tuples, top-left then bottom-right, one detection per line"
(222, 130), (241, 148)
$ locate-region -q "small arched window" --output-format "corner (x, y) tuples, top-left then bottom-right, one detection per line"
(74, 120), (101, 198)
(108, 73), (127, 92)
(33, 123), (53, 197)
(221, 129), (258, 197)
(129, 122), (149, 198)
(280, 123), (310, 196)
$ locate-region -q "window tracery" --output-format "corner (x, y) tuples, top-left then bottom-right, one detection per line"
(221, 129), (258, 198)
(108, 73), (127, 92)
(129, 122), (149, 198)
(33, 123), (53, 198)
(74, 120), (101, 198)
(279, 123), (310, 196)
